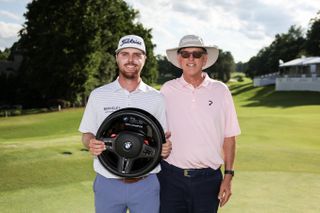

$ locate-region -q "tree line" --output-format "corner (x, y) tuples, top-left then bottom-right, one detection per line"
(0, 0), (235, 109)
(243, 12), (320, 78)
(3, 1), (318, 109)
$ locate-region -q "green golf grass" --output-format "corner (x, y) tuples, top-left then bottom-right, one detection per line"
(1, 78), (320, 212)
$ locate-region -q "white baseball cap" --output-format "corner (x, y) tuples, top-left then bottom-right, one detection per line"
(115, 35), (146, 54)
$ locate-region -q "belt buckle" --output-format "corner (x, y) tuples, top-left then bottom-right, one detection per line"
(184, 169), (191, 177)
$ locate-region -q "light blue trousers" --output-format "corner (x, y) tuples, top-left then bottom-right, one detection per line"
(93, 173), (160, 213)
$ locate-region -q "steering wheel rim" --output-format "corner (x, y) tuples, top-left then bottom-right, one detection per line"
(96, 108), (165, 178)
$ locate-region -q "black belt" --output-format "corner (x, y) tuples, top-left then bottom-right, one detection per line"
(161, 160), (220, 178)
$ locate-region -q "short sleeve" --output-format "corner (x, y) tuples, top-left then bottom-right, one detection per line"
(78, 92), (98, 135)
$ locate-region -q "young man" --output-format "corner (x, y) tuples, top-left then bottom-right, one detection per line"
(158, 35), (241, 213)
(79, 34), (171, 213)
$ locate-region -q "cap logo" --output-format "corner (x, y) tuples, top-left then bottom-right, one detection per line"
(120, 38), (142, 47)
(116, 35), (146, 53)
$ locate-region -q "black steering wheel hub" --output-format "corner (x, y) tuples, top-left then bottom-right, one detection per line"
(115, 131), (143, 158)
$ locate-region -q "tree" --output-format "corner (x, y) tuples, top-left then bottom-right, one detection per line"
(206, 49), (235, 82)
(156, 55), (182, 83)
(235, 61), (247, 73)
(245, 56), (258, 78)
(16, 0), (157, 107)
(0, 43), (22, 106)
(0, 48), (10, 60)
(305, 11), (320, 56)
(245, 25), (305, 78)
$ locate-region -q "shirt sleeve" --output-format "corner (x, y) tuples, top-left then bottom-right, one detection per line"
(159, 84), (170, 132)
(223, 88), (241, 137)
(78, 92), (98, 135)
(157, 93), (167, 132)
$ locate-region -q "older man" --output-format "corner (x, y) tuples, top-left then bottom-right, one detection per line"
(158, 35), (241, 213)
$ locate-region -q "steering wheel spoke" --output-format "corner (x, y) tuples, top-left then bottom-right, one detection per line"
(117, 157), (134, 174)
(101, 137), (116, 152)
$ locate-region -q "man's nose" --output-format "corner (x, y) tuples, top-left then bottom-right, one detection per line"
(128, 54), (135, 62)
(187, 54), (194, 60)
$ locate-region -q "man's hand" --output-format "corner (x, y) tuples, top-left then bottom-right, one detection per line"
(218, 175), (233, 207)
(161, 131), (172, 158)
(88, 138), (106, 156)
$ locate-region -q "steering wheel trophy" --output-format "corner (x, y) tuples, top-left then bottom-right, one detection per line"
(96, 108), (165, 178)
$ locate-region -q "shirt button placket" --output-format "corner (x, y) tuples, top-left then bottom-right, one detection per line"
(127, 94), (131, 106)
(191, 89), (196, 109)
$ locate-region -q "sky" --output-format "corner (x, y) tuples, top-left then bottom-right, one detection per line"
(0, 0), (319, 62)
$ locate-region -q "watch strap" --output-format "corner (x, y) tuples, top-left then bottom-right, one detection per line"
(224, 170), (234, 176)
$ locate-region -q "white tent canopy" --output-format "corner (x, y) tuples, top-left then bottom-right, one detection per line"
(279, 57), (320, 67)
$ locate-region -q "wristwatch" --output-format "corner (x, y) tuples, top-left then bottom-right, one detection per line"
(224, 170), (234, 177)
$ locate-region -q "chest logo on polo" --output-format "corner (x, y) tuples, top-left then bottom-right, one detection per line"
(208, 100), (213, 106)
(104, 106), (121, 113)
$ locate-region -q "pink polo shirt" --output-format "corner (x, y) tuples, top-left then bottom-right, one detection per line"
(160, 73), (241, 169)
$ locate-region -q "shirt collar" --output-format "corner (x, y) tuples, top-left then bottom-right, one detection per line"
(111, 77), (148, 93)
(178, 72), (210, 88)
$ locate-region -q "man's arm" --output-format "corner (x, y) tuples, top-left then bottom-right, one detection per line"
(82, 133), (105, 156)
(223, 136), (236, 171)
(218, 136), (236, 207)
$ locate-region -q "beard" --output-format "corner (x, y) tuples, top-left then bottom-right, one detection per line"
(121, 71), (138, 79)
(119, 62), (141, 79)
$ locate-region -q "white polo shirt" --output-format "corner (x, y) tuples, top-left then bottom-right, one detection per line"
(79, 78), (167, 178)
